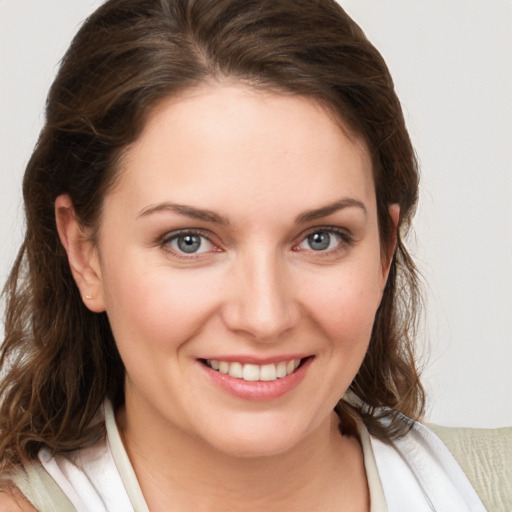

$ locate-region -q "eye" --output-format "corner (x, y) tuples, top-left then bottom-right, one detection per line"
(296, 228), (351, 253)
(163, 231), (216, 255)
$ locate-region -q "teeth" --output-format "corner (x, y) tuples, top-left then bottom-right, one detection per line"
(206, 358), (302, 382)
(229, 362), (243, 379)
(242, 364), (260, 381)
(276, 361), (287, 378)
(260, 363), (277, 381)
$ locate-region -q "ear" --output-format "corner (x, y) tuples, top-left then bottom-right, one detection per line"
(55, 194), (106, 313)
(380, 203), (400, 288)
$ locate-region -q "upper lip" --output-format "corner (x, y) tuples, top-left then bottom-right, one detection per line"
(198, 354), (313, 365)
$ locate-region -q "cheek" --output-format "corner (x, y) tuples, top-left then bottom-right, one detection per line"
(302, 263), (383, 346)
(303, 265), (384, 396)
(101, 258), (223, 351)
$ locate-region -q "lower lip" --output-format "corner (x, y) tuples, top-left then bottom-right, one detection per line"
(198, 357), (313, 401)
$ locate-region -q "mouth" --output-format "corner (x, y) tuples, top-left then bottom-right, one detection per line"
(201, 358), (305, 382)
(198, 356), (313, 401)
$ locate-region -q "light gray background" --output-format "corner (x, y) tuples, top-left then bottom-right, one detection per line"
(1, 0), (511, 427)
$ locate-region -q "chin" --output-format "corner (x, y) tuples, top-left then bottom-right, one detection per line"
(211, 434), (299, 459)
(198, 414), (318, 459)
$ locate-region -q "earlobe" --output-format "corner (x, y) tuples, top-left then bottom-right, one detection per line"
(55, 194), (106, 313)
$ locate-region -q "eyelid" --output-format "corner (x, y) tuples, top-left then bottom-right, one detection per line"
(293, 225), (354, 253)
(159, 228), (222, 258)
(156, 225), (353, 259)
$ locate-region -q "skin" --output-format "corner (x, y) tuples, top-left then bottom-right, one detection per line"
(56, 84), (398, 511)
(0, 486), (36, 512)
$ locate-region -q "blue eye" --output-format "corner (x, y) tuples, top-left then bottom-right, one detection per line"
(297, 229), (348, 252)
(166, 232), (214, 255)
(307, 232), (332, 251)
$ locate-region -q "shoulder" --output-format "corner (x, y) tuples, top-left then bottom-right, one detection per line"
(428, 423), (512, 470)
(428, 423), (512, 510)
(0, 484), (37, 512)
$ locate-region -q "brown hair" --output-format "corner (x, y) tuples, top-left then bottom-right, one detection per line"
(0, 0), (423, 469)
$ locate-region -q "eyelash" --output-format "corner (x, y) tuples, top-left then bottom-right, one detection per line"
(159, 226), (354, 259)
(159, 229), (219, 260)
(294, 226), (354, 256)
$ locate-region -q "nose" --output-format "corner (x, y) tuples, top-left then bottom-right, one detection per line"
(221, 249), (300, 341)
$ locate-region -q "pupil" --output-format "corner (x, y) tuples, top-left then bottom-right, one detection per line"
(178, 235), (201, 253)
(308, 232), (330, 251)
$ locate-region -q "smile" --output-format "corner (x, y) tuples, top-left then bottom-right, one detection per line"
(205, 358), (301, 382)
(199, 356), (313, 401)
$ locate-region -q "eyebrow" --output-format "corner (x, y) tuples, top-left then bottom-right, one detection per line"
(137, 197), (366, 225)
(137, 203), (230, 225)
(295, 198), (367, 224)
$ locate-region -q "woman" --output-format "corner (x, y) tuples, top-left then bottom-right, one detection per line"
(0, 0), (504, 510)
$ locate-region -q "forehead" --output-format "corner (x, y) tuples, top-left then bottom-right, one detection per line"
(109, 84), (375, 222)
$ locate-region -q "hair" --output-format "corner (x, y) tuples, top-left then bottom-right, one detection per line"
(0, 0), (423, 470)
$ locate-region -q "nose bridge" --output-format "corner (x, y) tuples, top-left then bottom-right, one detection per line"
(224, 244), (297, 340)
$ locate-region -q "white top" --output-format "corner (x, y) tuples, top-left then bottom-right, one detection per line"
(37, 401), (486, 512)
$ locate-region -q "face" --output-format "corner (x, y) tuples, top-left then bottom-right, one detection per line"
(86, 84), (393, 457)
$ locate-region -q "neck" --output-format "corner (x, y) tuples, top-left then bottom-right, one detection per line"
(117, 400), (369, 512)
